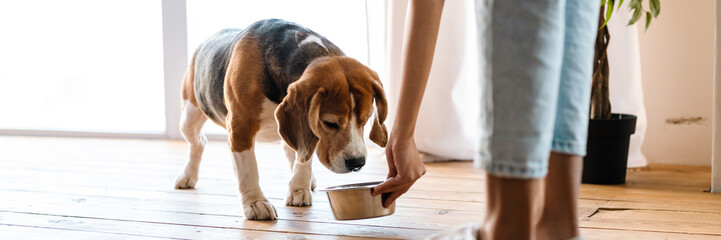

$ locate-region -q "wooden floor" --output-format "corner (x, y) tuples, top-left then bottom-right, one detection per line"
(1, 136), (720, 239)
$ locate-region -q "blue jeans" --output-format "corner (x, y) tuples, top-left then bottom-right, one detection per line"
(477, 0), (600, 179)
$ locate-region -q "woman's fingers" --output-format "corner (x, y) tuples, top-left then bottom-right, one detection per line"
(371, 177), (412, 208)
(371, 177), (407, 196)
(383, 188), (408, 208)
(371, 178), (399, 195)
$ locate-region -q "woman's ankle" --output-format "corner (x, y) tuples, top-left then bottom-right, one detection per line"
(484, 174), (544, 240)
(487, 215), (537, 240)
(536, 212), (580, 240)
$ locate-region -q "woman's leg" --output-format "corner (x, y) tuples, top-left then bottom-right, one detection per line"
(484, 0), (565, 180)
(483, 175), (544, 240)
(428, 0), (597, 239)
(538, 0), (600, 239)
(480, 0), (566, 239)
(537, 153), (583, 240)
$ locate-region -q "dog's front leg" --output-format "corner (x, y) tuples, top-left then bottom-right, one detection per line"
(231, 147), (278, 220)
(227, 112), (277, 220)
(286, 148), (314, 206)
(222, 37), (278, 220)
(283, 142), (316, 190)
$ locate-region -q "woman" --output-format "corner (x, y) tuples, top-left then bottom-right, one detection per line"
(372, 0), (599, 239)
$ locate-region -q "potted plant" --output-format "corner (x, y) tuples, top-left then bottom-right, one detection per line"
(582, 0), (660, 184)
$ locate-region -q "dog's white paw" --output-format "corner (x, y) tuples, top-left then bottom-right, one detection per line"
(286, 187), (313, 206)
(243, 200), (278, 220)
(174, 173), (198, 189)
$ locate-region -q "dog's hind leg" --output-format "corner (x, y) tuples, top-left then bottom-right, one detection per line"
(175, 55), (208, 189)
(174, 100), (208, 189)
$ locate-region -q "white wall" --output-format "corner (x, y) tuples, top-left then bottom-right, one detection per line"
(638, 0), (715, 166)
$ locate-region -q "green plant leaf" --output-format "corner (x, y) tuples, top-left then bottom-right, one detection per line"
(600, 1), (612, 29)
(649, 0), (660, 17)
(645, 11), (652, 31)
(600, 19), (610, 29)
(601, 0), (606, 6)
(627, 0), (638, 8)
(628, 6), (642, 25)
(628, 0), (642, 10)
(618, 0), (625, 10)
(604, 0), (615, 27)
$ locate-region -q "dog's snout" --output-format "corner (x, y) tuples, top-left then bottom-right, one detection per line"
(345, 157), (365, 171)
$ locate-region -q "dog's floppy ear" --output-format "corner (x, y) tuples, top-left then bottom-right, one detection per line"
(368, 78), (388, 148)
(346, 61), (389, 148)
(275, 81), (324, 155)
(307, 89), (325, 138)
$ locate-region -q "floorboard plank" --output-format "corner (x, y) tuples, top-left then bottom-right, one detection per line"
(0, 211), (369, 240)
(0, 200), (438, 239)
(581, 228), (721, 240)
(0, 224), (174, 240)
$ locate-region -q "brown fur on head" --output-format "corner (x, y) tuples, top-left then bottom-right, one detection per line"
(275, 56), (387, 173)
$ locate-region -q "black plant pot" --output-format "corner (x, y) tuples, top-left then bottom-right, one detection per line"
(582, 113), (637, 185)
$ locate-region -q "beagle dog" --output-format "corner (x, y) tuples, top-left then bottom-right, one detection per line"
(173, 19), (388, 220)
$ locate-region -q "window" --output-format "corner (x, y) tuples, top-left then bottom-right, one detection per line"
(0, 0), (165, 133)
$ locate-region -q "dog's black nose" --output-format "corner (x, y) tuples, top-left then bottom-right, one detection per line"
(345, 157), (365, 171)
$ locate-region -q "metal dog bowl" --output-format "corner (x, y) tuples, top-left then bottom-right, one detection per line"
(318, 181), (395, 220)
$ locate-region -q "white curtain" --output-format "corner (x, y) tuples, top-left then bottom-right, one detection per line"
(385, 0), (648, 167)
(606, 3), (649, 168)
(386, 0), (480, 162)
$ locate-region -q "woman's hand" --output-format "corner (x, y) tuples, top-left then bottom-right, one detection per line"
(372, 135), (426, 208)
(372, 0), (443, 208)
